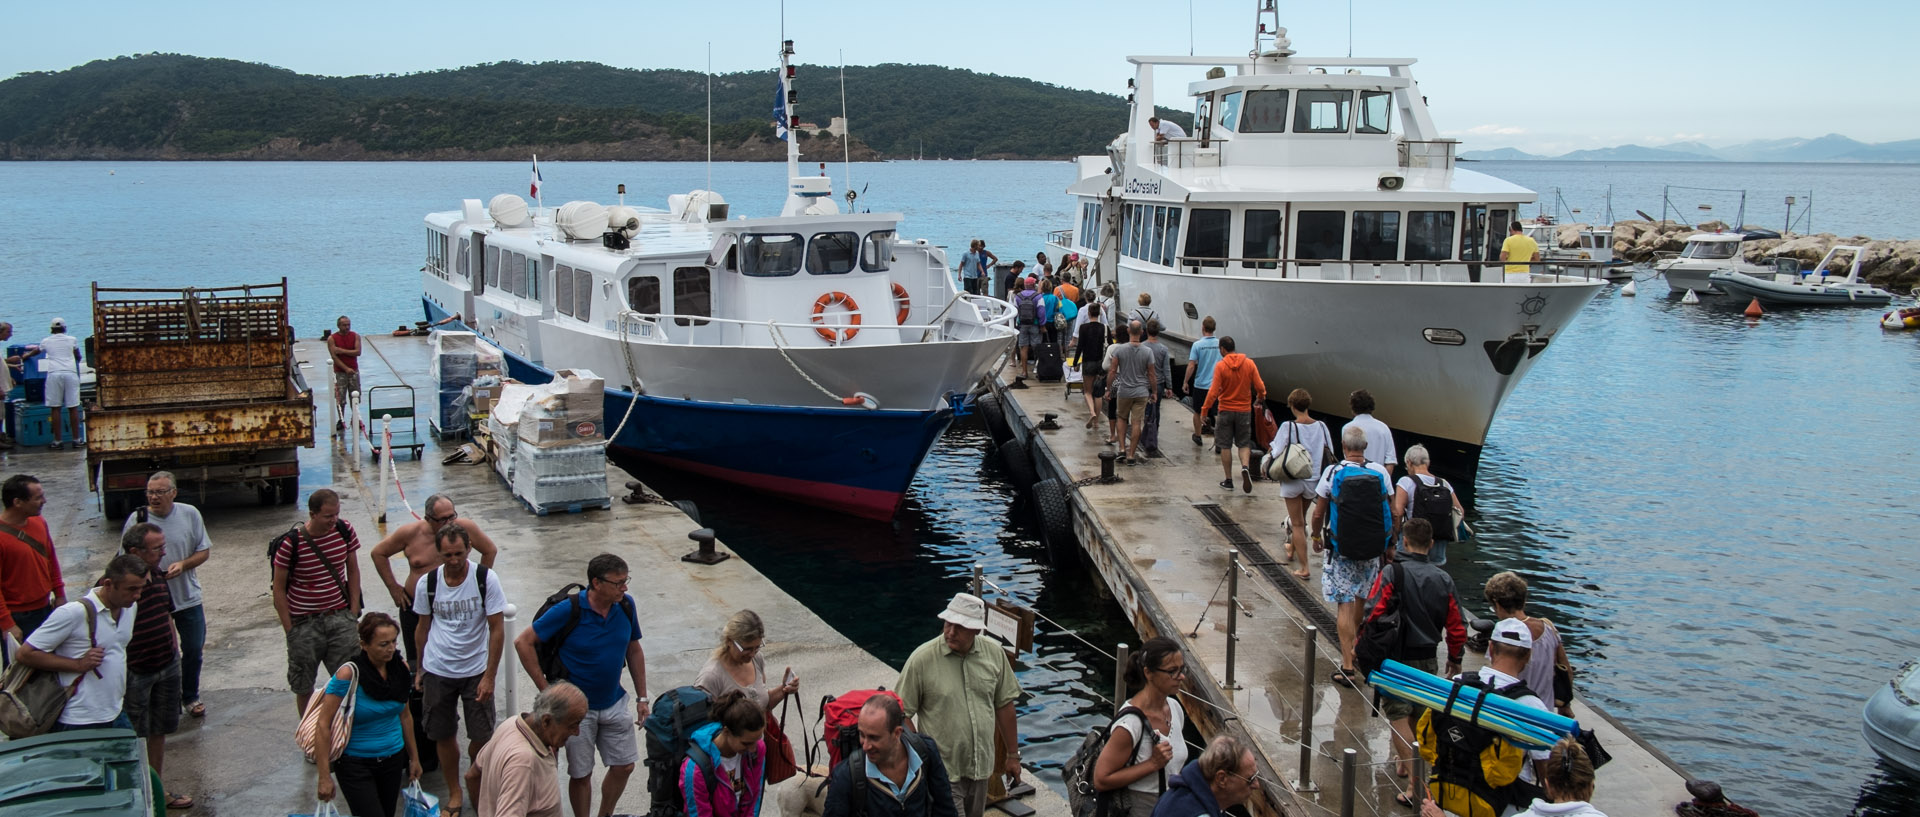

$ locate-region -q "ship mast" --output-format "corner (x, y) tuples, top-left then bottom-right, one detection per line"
(778, 40), (837, 217)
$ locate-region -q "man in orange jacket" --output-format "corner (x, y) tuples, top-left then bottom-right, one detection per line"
(1200, 337), (1266, 494)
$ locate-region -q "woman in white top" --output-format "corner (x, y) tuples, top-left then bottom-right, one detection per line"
(693, 610), (798, 713)
(1091, 637), (1189, 817)
(1391, 444), (1466, 566)
(1271, 389), (1334, 580)
(1512, 737), (1608, 816)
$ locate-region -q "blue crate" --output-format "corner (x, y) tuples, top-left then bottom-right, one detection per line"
(8, 401), (53, 447)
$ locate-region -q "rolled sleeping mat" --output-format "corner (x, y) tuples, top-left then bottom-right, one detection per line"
(1372, 660), (1578, 751)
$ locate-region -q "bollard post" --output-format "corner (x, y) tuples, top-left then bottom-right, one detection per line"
(1113, 643), (1130, 717)
(347, 390), (362, 469)
(1294, 624), (1318, 792)
(972, 562), (984, 598)
(1097, 450), (1118, 483)
(377, 415), (392, 524)
(681, 528), (729, 565)
(1411, 742), (1427, 806)
(1339, 748), (1357, 817)
(1223, 549), (1240, 690)
(501, 604), (519, 716)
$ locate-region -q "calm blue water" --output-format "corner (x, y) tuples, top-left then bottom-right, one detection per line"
(2, 160), (1916, 816)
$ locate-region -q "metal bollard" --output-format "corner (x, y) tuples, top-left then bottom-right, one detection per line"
(681, 527), (729, 565)
(1412, 742), (1427, 806)
(1097, 450), (1119, 483)
(377, 415), (392, 524)
(1339, 748), (1357, 817)
(346, 390), (362, 469)
(972, 562), (984, 598)
(1223, 549), (1241, 690)
(501, 604), (519, 716)
(1113, 643), (1131, 717)
(1294, 624), (1318, 792)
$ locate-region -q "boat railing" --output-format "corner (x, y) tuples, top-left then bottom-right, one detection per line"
(1152, 138), (1218, 169)
(1046, 228), (1074, 246)
(1397, 139), (1459, 170)
(617, 299), (1014, 348)
(1172, 256), (1609, 282)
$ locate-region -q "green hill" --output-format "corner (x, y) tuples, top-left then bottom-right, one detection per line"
(0, 53), (1189, 160)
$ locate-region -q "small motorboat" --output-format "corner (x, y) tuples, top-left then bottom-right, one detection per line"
(1883, 306), (1920, 330)
(1864, 658), (1920, 778)
(1710, 245), (1893, 307)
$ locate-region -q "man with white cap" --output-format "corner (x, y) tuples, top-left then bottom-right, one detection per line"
(895, 593), (1023, 817)
(33, 318), (83, 450)
(1415, 618), (1551, 815)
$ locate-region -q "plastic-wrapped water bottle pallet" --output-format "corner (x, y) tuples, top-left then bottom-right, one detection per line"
(519, 496), (613, 516)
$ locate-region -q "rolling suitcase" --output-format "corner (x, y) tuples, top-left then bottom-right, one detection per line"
(1035, 341), (1064, 382)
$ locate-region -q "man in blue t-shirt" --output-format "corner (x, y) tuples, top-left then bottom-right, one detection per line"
(1183, 317), (1223, 445)
(515, 553), (649, 817)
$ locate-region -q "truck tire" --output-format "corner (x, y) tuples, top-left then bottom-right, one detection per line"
(276, 475), (299, 505)
(102, 489), (141, 522)
(1031, 478), (1073, 551)
(978, 394), (1012, 444)
(997, 438), (1037, 491)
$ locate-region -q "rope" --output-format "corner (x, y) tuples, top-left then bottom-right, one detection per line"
(382, 424), (421, 521)
(1187, 566), (1234, 638)
(767, 320), (863, 407)
(606, 312), (649, 442)
(362, 337), (410, 390)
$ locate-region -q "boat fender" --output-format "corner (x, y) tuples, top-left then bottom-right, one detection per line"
(811, 291), (862, 344)
(1620, 280), (1636, 297)
(1681, 289), (1700, 305)
(891, 283), (912, 325)
(839, 392), (878, 410)
(1743, 299), (1763, 318)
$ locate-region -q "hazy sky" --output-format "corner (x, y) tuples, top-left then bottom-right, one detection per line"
(5, 0), (1913, 155)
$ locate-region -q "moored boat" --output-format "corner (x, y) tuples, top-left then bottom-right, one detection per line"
(1654, 229), (1782, 294)
(1863, 658), (1920, 779)
(1709, 245), (1892, 307)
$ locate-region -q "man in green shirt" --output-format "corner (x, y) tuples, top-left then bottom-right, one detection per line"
(896, 593), (1023, 817)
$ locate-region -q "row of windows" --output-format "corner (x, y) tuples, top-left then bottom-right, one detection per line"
(1119, 203), (1183, 267)
(733, 231), (895, 277)
(426, 231), (450, 277)
(485, 248), (543, 300)
(554, 265), (594, 322)
(1077, 202), (1102, 251)
(1216, 88), (1392, 136)
(1090, 202), (1476, 266)
(625, 268), (711, 326)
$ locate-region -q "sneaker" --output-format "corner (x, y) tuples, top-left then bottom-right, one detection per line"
(49, 441), (65, 451)
(1220, 479), (1234, 489)
(1241, 467), (1253, 494)
(1191, 433), (1202, 446)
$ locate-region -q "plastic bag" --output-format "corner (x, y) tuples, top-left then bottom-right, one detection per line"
(290, 801), (339, 817)
(403, 781), (439, 817)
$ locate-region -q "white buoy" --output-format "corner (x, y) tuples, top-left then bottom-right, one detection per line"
(1621, 280), (1637, 297)
(1681, 289), (1700, 304)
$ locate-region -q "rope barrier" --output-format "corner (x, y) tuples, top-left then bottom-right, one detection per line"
(382, 423), (421, 521)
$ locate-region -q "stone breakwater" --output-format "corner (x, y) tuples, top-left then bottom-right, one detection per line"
(1554, 220), (1920, 290)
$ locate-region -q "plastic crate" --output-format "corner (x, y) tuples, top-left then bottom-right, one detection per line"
(8, 401), (53, 447)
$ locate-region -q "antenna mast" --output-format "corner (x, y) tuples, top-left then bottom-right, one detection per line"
(840, 51), (851, 204)
(706, 42), (713, 193)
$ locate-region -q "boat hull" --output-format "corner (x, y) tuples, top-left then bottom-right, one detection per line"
(1864, 680), (1920, 779)
(1711, 273), (1893, 307)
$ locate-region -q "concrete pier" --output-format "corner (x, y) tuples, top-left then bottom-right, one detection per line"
(989, 376), (1692, 817)
(0, 334), (1064, 817)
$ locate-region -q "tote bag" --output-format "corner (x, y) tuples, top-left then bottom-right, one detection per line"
(293, 662), (359, 762)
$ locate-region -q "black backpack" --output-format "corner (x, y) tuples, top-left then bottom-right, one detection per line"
(1016, 291), (1041, 326)
(1062, 705), (1162, 817)
(1327, 463), (1391, 561)
(423, 564), (492, 615)
(845, 730), (935, 817)
(642, 685), (716, 817)
(1408, 476), (1457, 542)
(531, 584), (639, 682)
(1354, 562), (1407, 680)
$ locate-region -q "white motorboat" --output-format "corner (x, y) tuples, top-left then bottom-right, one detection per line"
(1864, 658), (1920, 779)
(1710, 245), (1893, 307)
(1654, 229), (1782, 294)
(420, 40), (1014, 519)
(1043, 8), (1604, 485)
(1522, 217), (1630, 281)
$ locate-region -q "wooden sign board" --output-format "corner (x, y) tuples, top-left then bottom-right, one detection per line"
(985, 599), (1036, 655)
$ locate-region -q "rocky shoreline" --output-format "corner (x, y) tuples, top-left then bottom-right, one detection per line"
(1550, 220), (1920, 291)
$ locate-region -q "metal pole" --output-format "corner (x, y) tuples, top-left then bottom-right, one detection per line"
(1339, 748), (1357, 817)
(1113, 643), (1131, 718)
(1224, 549), (1241, 690)
(347, 390), (361, 471)
(972, 562), (984, 598)
(377, 415), (391, 524)
(1411, 742), (1427, 807)
(501, 604), (519, 716)
(1295, 624), (1318, 792)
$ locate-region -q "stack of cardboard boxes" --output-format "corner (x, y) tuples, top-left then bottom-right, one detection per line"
(486, 369), (611, 513)
(430, 331), (504, 436)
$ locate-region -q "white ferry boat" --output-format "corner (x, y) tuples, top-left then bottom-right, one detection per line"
(420, 41), (1014, 519)
(1045, 9), (1604, 484)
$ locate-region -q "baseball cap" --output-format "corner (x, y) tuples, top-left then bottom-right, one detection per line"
(1490, 618), (1533, 650)
(50, 317), (66, 329)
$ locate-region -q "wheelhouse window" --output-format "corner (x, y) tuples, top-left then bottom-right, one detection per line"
(1161, 207), (1182, 267)
(1242, 210), (1283, 269)
(484, 247), (500, 288)
(1350, 211), (1402, 261)
(1184, 208), (1230, 268)
(555, 264), (575, 316)
(1217, 91), (1243, 133)
(1357, 91), (1392, 135)
(1296, 211), (1346, 260)
(1238, 90), (1289, 133)
(627, 275), (661, 314)
(455, 238), (470, 280)
(1079, 201), (1102, 249)
(1148, 207), (1167, 266)
(1405, 211), (1456, 261)
(741, 234), (804, 277)
(1683, 241), (1739, 260)
(860, 230), (895, 272)
(808, 231), (859, 274)
(672, 266), (711, 326)
(1294, 90), (1352, 133)
(573, 269), (592, 321)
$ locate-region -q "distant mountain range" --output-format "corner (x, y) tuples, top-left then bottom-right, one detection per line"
(1462, 135), (1920, 163)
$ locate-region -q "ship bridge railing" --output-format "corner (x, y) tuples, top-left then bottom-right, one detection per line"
(616, 298), (1014, 348)
(1173, 256), (1608, 283)
(1397, 139), (1458, 170)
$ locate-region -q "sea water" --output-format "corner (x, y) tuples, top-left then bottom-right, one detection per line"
(1, 160), (1915, 816)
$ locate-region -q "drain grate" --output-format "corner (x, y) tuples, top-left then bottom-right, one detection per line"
(1192, 502), (1339, 643)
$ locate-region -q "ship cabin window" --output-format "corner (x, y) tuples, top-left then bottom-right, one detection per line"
(861, 230), (895, 272)
(1217, 91), (1243, 133)
(573, 269), (592, 321)
(485, 247), (500, 288)
(1357, 91), (1392, 135)
(1405, 211), (1457, 261)
(1149, 207), (1166, 266)
(427, 230), (449, 277)
(1238, 90), (1288, 134)
(1079, 201), (1102, 250)
(556, 264), (575, 317)
(741, 233), (805, 277)
(1350, 211), (1401, 261)
(1161, 208), (1182, 267)
(808, 231), (859, 274)
(1295, 90), (1352, 134)
(1683, 241), (1738, 260)
(455, 238), (470, 280)
(673, 266), (711, 326)
(1296, 211), (1346, 260)
(627, 275), (662, 315)
(503, 251), (525, 297)
(1242, 210), (1283, 269)
(526, 255), (541, 300)
(1185, 208), (1230, 268)
(1120, 204), (1184, 267)
(553, 265), (593, 321)
(1123, 204), (1141, 259)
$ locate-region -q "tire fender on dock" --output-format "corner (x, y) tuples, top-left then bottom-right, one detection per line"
(998, 438), (1038, 490)
(978, 393), (1013, 444)
(1031, 477), (1073, 552)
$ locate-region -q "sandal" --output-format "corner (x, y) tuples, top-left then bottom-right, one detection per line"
(1331, 668), (1359, 688)
(167, 794), (195, 810)
(1394, 792), (1418, 809)
(1292, 570), (1311, 581)
(186, 701), (206, 718)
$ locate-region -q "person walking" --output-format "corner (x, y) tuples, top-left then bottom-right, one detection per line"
(1360, 519), (1466, 809)
(17, 554), (147, 730)
(313, 612), (423, 817)
(1511, 738), (1607, 817)
(121, 523), (196, 810)
(1310, 426), (1392, 688)
(959, 240), (996, 297)
(1104, 321), (1158, 465)
(1200, 337), (1265, 494)
(823, 693), (959, 817)
(513, 554), (650, 817)
(413, 523), (509, 816)
(273, 488), (363, 717)
(1141, 321), (1173, 458)
(1271, 390), (1334, 580)
(1148, 736), (1259, 817)
(1099, 322), (1128, 443)
(1484, 572), (1574, 718)
(680, 689), (769, 817)
(1073, 303), (1109, 433)
(329, 315), (362, 431)
(1130, 293), (1158, 329)
(1346, 389), (1397, 478)
(0, 474), (65, 642)
(896, 593), (1022, 817)
(695, 609), (799, 713)
(0, 322), (18, 448)
(469, 682), (590, 817)
(33, 317), (83, 450)
(373, 494), (501, 663)
(1092, 637), (1189, 817)
(1416, 619), (1553, 816)
(1012, 278), (1047, 380)
(122, 471), (213, 720)
(1391, 445), (1467, 565)
(1183, 318), (1221, 445)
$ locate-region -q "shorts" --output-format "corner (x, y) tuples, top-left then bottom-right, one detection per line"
(334, 369), (361, 399)
(422, 671), (497, 744)
(43, 372), (81, 408)
(566, 695), (639, 778)
(1277, 478), (1314, 499)
(1187, 386), (1214, 421)
(1379, 656), (1437, 721)
(1213, 410), (1253, 452)
(1017, 325), (1044, 349)
(1322, 555), (1379, 605)
(126, 659), (183, 737)
(1115, 395), (1148, 428)
(285, 609), (358, 694)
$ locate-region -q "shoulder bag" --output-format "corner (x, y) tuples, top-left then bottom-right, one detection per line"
(0, 598), (99, 738)
(294, 661), (360, 762)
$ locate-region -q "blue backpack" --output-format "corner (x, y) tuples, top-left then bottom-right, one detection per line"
(1328, 462), (1392, 561)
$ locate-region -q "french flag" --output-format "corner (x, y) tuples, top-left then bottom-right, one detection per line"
(530, 157), (543, 199)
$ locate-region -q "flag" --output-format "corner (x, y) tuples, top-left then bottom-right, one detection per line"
(529, 158), (543, 199)
(771, 76), (789, 142)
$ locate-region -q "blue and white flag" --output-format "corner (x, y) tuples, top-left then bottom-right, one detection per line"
(772, 76), (789, 141)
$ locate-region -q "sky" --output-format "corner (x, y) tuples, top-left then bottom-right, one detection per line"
(5, 0), (1916, 155)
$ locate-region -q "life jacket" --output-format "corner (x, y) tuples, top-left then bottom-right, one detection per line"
(1416, 675), (1543, 817)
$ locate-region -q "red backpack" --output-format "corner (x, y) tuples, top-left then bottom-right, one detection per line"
(816, 689), (904, 769)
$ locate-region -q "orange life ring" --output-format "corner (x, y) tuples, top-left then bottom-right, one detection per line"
(811, 291), (861, 343)
(891, 283), (911, 325)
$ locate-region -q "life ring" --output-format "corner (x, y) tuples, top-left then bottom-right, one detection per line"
(891, 283), (911, 325)
(811, 291), (861, 343)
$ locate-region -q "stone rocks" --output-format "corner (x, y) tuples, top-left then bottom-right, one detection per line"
(1736, 233), (1920, 289)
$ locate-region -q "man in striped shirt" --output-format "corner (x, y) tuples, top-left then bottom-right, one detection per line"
(272, 488), (363, 717)
(123, 522), (195, 810)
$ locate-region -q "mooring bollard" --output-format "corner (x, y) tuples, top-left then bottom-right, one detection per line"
(347, 390), (362, 468)
(1097, 450), (1118, 483)
(377, 414), (392, 524)
(1113, 643), (1131, 717)
(972, 562), (984, 598)
(1224, 549), (1241, 690)
(681, 527), (729, 565)
(501, 603), (518, 716)
(1295, 624), (1318, 792)
(1339, 748), (1357, 817)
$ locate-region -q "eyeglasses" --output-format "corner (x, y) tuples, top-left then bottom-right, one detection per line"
(732, 640), (761, 655)
(594, 575), (630, 588)
(1224, 769), (1260, 787)
(426, 514), (456, 526)
(145, 488), (175, 497)
(1148, 664), (1189, 677)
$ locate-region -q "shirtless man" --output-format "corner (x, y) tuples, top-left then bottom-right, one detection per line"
(370, 493), (499, 664)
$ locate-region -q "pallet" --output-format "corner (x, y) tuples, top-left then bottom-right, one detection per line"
(518, 496), (613, 516)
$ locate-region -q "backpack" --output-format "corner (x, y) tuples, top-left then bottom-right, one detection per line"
(270, 522), (354, 607)
(1278, 423), (1314, 481)
(818, 689), (904, 770)
(1327, 462), (1392, 561)
(1354, 562), (1407, 680)
(1016, 291), (1041, 326)
(422, 564), (492, 617)
(844, 730), (934, 817)
(1417, 676), (1542, 816)
(642, 686), (716, 817)
(1408, 476), (1457, 543)
(1062, 705), (1161, 817)
(531, 585), (640, 683)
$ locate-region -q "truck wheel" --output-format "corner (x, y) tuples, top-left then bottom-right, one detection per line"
(102, 490), (140, 522)
(276, 476), (299, 504)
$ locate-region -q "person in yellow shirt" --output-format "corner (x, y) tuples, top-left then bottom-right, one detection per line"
(1500, 221), (1541, 274)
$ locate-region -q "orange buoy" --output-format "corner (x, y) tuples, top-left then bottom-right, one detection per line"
(810, 291), (862, 344)
(1744, 298), (1764, 318)
(891, 282), (911, 325)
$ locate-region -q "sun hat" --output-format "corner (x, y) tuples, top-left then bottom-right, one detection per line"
(936, 593), (990, 631)
(1490, 618), (1533, 650)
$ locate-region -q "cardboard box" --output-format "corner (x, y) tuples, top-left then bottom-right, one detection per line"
(551, 369), (604, 393)
(516, 414), (606, 447)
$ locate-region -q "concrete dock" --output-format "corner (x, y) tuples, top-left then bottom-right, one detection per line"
(0, 334), (1065, 817)
(988, 375), (1692, 817)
